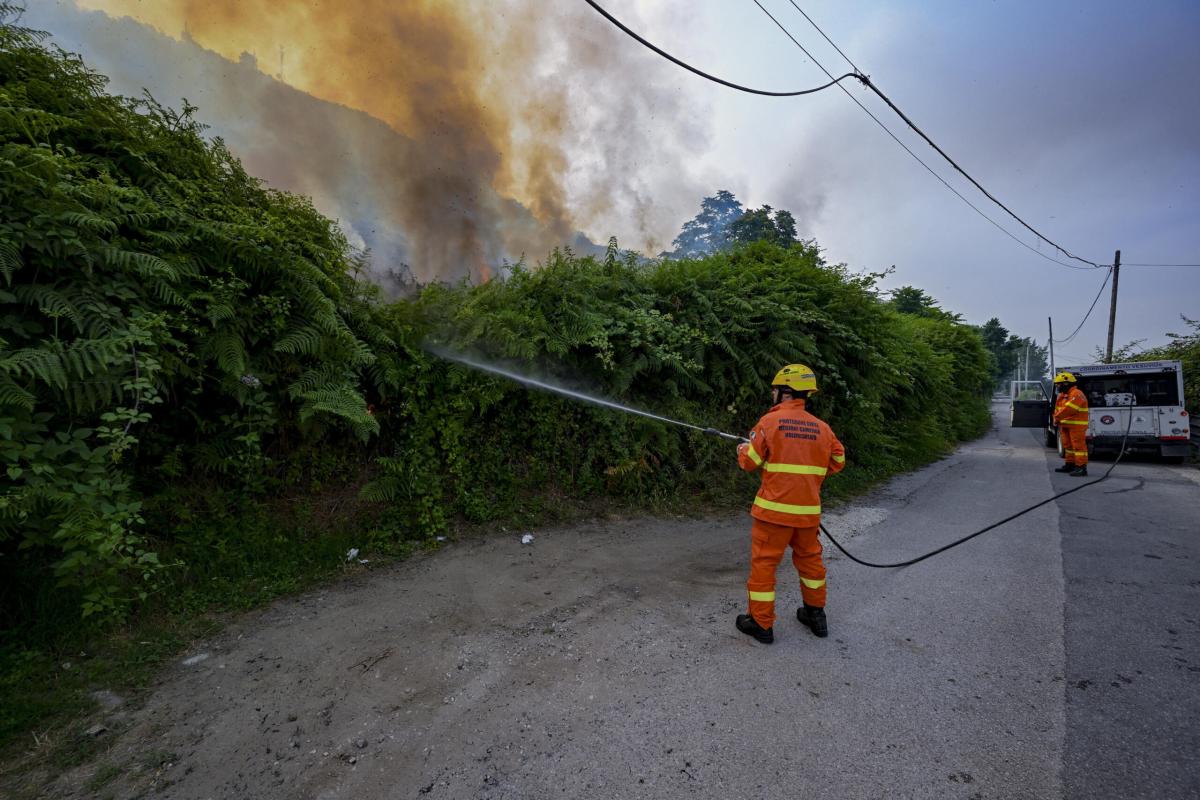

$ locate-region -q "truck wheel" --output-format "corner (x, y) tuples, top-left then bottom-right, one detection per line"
(1044, 428), (1057, 448)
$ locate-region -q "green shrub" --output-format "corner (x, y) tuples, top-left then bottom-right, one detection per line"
(0, 17), (992, 638)
(0, 20), (393, 624)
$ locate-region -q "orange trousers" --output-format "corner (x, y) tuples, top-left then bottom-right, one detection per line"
(747, 518), (826, 629)
(1061, 425), (1089, 466)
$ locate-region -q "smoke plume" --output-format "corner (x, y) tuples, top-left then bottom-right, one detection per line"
(62, 0), (709, 283)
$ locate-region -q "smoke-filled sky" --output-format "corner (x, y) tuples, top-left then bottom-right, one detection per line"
(25, 0), (1200, 354)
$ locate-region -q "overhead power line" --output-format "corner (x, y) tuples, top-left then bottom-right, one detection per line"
(584, 0), (1101, 272)
(1053, 267), (1112, 345)
(586, 1), (1194, 275)
(581, 0), (858, 96)
(1121, 262), (1200, 268)
(745, 0), (1103, 271)
(759, 0), (1109, 270)
(783, 0), (863, 74)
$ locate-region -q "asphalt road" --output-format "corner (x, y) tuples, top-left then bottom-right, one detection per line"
(43, 402), (1198, 799)
(1053, 434), (1200, 798)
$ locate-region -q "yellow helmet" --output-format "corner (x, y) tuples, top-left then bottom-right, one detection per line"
(1053, 371), (1077, 384)
(772, 364), (818, 394)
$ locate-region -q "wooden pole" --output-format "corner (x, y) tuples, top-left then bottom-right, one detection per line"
(1105, 250), (1121, 362)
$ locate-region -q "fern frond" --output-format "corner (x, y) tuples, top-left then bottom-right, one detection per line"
(297, 383), (379, 440)
(60, 211), (118, 236)
(358, 475), (406, 503)
(274, 325), (324, 357)
(14, 284), (83, 329)
(141, 229), (190, 249)
(287, 363), (346, 399)
(61, 336), (125, 382)
(99, 247), (178, 281)
(0, 346), (67, 389)
(0, 238), (20, 285)
(0, 374), (34, 410)
(206, 301), (236, 324)
(205, 329), (247, 376)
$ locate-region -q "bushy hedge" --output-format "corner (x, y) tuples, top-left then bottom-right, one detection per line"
(0, 20), (993, 635)
(367, 243), (994, 533)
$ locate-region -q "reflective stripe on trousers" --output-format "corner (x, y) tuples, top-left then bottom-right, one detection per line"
(1061, 425), (1089, 466)
(747, 518), (826, 630)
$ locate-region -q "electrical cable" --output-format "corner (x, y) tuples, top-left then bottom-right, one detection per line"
(1052, 266), (1112, 345)
(783, 0), (862, 74)
(783, 1), (1199, 273)
(585, 2), (1182, 277)
(746, 0), (1103, 272)
(580, 0), (859, 97)
(584, 0), (1110, 273)
(777, 0), (1109, 270)
(777, 0), (864, 74)
(818, 399), (1135, 568)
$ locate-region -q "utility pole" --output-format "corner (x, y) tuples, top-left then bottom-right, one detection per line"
(1105, 249), (1121, 363)
(1048, 316), (1055, 385)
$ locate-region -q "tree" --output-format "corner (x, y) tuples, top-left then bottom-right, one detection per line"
(978, 318), (1009, 354)
(890, 286), (939, 316)
(774, 210), (798, 245)
(669, 190), (743, 258)
(728, 204), (801, 247)
(1134, 315), (1199, 412)
(728, 205), (777, 246)
(971, 318), (1048, 390)
(1010, 337), (1048, 383)
(888, 286), (962, 322)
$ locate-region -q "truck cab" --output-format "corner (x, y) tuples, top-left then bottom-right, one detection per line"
(1010, 359), (1189, 462)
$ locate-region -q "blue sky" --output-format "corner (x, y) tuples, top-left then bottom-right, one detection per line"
(26, 0), (1200, 355)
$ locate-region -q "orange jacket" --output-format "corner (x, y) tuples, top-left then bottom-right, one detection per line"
(737, 398), (846, 527)
(1053, 386), (1089, 427)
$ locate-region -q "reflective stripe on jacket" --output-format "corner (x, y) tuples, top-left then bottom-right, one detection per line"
(1053, 386), (1089, 427)
(736, 398), (845, 527)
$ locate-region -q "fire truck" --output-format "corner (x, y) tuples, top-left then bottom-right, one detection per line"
(1010, 359), (1189, 463)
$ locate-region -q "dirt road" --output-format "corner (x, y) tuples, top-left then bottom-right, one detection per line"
(42, 403), (1199, 799)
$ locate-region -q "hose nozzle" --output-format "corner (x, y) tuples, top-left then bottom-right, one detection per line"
(704, 427), (750, 443)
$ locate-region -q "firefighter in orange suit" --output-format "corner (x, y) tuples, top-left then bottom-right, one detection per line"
(734, 364), (845, 644)
(1052, 371), (1089, 477)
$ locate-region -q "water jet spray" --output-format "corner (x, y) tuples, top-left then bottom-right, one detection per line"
(428, 347), (748, 443)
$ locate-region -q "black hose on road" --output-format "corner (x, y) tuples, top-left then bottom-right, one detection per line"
(816, 403), (1135, 568)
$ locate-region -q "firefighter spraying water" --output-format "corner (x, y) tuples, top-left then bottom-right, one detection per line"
(733, 364), (846, 645)
(429, 346), (1142, 641)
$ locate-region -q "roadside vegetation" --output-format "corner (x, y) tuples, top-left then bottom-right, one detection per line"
(1104, 317), (1200, 413)
(0, 12), (996, 773)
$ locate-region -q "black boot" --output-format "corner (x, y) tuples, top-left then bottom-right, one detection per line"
(796, 605), (828, 638)
(1070, 466), (1088, 477)
(1054, 463), (1074, 473)
(735, 614), (774, 644)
